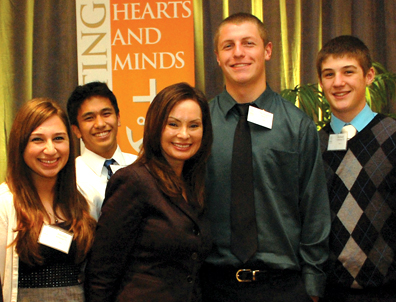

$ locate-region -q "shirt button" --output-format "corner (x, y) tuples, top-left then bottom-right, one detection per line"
(192, 227), (200, 236)
(191, 252), (198, 260)
(187, 275), (193, 283)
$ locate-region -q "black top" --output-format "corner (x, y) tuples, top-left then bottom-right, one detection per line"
(18, 222), (82, 288)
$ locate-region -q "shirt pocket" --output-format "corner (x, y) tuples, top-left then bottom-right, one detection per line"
(260, 148), (298, 194)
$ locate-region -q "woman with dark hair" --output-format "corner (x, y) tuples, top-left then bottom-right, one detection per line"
(85, 82), (213, 302)
(0, 98), (96, 302)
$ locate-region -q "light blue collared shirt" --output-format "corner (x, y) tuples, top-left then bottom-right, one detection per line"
(330, 104), (377, 134)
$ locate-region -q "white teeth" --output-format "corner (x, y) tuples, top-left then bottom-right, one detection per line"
(40, 159), (57, 164)
(174, 144), (189, 149)
(95, 131), (109, 137)
(334, 92), (348, 96)
(233, 64), (248, 67)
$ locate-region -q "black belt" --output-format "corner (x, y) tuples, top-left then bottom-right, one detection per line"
(203, 263), (298, 283)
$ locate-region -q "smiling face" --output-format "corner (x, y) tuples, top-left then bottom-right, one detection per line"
(72, 96), (120, 159)
(320, 55), (375, 122)
(23, 115), (70, 184)
(216, 21), (272, 90)
(160, 100), (203, 176)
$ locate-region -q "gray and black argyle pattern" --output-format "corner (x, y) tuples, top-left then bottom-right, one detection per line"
(319, 114), (396, 289)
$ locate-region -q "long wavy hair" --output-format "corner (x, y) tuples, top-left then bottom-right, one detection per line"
(136, 82), (213, 209)
(6, 98), (96, 265)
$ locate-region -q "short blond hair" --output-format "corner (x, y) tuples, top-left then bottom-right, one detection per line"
(214, 12), (269, 53)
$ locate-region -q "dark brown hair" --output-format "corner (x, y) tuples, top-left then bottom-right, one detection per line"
(67, 81), (119, 127)
(316, 35), (372, 78)
(136, 83), (213, 209)
(6, 98), (96, 265)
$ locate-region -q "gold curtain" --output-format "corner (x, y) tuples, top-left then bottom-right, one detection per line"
(0, 1), (34, 182)
(194, 0), (396, 100)
(0, 0), (78, 183)
(1, 0), (396, 182)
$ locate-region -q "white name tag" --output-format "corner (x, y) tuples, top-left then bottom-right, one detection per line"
(247, 106), (273, 129)
(327, 133), (348, 151)
(38, 224), (74, 254)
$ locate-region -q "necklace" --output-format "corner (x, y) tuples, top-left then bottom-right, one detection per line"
(48, 212), (59, 224)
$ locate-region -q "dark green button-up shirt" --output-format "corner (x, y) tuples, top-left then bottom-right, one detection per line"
(205, 86), (330, 297)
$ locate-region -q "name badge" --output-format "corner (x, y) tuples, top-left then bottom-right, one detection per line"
(247, 106), (273, 129)
(327, 133), (348, 151)
(38, 224), (74, 254)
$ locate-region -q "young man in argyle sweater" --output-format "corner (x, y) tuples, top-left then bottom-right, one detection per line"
(318, 35), (396, 301)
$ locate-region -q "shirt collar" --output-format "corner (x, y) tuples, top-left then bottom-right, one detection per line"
(80, 145), (123, 176)
(330, 104), (377, 133)
(219, 85), (275, 116)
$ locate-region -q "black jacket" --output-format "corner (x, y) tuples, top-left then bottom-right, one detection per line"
(85, 162), (212, 302)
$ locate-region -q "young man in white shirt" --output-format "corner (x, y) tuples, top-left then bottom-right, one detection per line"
(67, 82), (137, 220)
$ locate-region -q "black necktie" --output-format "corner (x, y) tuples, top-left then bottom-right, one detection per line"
(104, 159), (116, 180)
(231, 104), (257, 263)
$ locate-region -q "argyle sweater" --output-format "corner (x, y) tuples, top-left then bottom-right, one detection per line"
(319, 114), (396, 289)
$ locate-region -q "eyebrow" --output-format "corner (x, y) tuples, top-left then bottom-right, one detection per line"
(30, 131), (67, 136)
(220, 36), (255, 44)
(322, 65), (358, 72)
(80, 107), (114, 118)
(168, 116), (202, 122)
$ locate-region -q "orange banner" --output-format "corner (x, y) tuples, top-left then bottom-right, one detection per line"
(76, 0), (195, 154)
